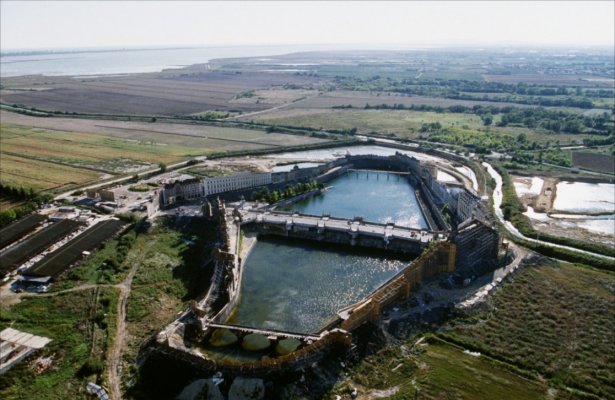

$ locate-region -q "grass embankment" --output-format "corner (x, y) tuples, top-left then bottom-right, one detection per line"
(328, 337), (550, 400)
(0, 288), (119, 399)
(441, 261), (615, 399)
(329, 260), (614, 399)
(119, 217), (217, 391)
(19, 216), (218, 396)
(497, 164), (615, 262)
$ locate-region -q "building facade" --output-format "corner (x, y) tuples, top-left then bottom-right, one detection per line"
(161, 178), (205, 206)
(203, 172), (272, 197)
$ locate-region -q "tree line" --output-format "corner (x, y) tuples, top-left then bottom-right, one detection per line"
(0, 183), (54, 227)
(359, 103), (613, 135)
(252, 181), (322, 204)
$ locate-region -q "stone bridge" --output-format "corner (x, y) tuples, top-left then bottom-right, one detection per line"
(203, 321), (321, 341)
(239, 210), (443, 254)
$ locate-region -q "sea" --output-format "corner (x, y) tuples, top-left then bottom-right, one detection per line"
(0, 44), (357, 78)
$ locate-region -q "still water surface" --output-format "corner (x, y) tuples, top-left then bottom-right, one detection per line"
(280, 170), (428, 229)
(228, 238), (407, 334)
(1, 44), (338, 77)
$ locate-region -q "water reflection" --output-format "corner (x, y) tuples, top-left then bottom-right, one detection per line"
(228, 237), (408, 334)
(280, 170), (428, 229)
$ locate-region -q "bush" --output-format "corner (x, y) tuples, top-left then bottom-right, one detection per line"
(77, 357), (103, 377)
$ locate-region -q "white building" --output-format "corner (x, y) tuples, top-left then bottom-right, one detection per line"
(203, 172), (272, 196)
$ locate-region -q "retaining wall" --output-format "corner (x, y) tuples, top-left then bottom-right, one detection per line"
(338, 241), (456, 331)
(154, 328), (351, 377)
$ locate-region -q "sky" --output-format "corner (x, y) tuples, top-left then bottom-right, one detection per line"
(1, 1), (614, 51)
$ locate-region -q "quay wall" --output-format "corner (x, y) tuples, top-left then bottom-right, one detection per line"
(338, 240), (456, 331)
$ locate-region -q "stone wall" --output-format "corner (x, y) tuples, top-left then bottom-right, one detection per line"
(339, 241), (456, 331)
(154, 329), (351, 377)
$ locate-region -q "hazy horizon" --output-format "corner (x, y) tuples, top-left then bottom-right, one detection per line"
(3, 42), (615, 56)
(2, 1), (613, 51)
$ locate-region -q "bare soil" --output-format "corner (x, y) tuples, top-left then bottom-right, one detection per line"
(0, 71), (324, 116)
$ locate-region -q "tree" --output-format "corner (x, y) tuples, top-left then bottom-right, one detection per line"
(482, 114), (493, 126)
(159, 162), (167, 172)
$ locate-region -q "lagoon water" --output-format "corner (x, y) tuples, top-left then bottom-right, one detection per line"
(553, 181), (615, 213)
(228, 237), (407, 334)
(268, 145), (479, 191)
(280, 170), (428, 229)
(1, 44), (328, 77)
(269, 145), (441, 163)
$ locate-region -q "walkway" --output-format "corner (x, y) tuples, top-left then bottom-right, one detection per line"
(204, 321), (320, 341)
(241, 210), (437, 243)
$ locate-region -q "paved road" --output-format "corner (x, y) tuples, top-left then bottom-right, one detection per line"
(483, 161), (614, 262)
(53, 158), (204, 201)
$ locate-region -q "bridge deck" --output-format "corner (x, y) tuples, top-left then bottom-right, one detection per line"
(241, 210), (438, 242)
(204, 321), (320, 341)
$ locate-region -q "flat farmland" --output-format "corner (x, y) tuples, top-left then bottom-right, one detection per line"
(0, 153), (102, 191)
(250, 107), (528, 136)
(250, 107), (599, 145)
(0, 111), (323, 151)
(572, 152), (615, 174)
(484, 73), (615, 87)
(0, 71), (324, 115)
(0, 111), (327, 191)
(249, 108), (484, 134)
(276, 90), (540, 110)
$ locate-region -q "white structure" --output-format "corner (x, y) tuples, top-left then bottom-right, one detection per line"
(160, 173), (273, 206)
(203, 172), (272, 196)
(0, 328), (51, 374)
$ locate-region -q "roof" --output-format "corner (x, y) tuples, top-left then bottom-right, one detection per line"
(1, 327), (51, 350)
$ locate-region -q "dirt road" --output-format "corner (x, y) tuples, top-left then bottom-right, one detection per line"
(106, 240), (156, 400)
(107, 264), (138, 400)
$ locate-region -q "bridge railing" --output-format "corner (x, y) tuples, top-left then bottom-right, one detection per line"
(243, 210), (437, 235)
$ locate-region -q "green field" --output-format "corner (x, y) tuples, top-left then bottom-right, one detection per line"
(0, 288), (118, 400)
(442, 261), (615, 399)
(255, 109), (485, 135)
(254, 108), (597, 147)
(0, 120), (329, 193)
(328, 260), (614, 399)
(328, 338), (552, 400)
(0, 152), (102, 192)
